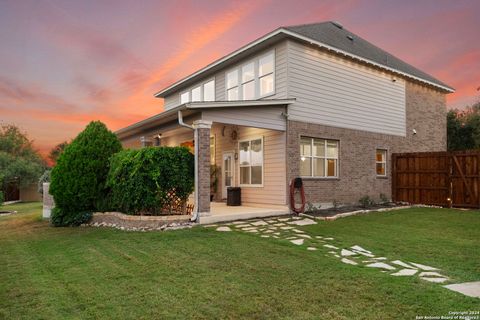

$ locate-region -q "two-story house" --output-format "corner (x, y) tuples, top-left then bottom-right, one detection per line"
(116, 21), (454, 222)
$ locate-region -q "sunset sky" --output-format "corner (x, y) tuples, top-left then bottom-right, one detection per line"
(1, 0), (479, 157)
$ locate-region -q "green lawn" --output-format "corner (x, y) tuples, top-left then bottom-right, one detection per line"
(0, 202), (479, 319)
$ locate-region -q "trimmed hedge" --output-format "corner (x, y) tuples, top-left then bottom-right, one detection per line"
(50, 121), (122, 226)
(107, 147), (194, 215)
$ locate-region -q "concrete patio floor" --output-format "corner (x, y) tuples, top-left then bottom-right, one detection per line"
(198, 202), (290, 224)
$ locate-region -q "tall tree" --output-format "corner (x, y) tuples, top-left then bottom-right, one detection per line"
(447, 101), (480, 151)
(48, 141), (69, 165)
(0, 125), (45, 187)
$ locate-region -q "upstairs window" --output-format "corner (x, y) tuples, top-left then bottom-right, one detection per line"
(259, 53), (274, 96)
(191, 85), (201, 102)
(179, 79), (215, 104)
(300, 137), (338, 178)
(226, 70), (239, 100)
(226, 50), (275, 101)
(180, 91), (190, 104)
(376, 149), (387, 176)
(204, 80), (215, 101)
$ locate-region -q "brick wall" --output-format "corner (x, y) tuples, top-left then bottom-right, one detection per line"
(286, 82), (447, 205)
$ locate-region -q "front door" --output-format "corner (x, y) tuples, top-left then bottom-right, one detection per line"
(222, 151), (235, 199)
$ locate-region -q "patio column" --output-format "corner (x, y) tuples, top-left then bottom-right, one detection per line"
(193, 120), (212, 217)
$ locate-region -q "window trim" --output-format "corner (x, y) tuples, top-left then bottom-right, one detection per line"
(376, 149), (387, 177)
(224, 50), (275, 101)
(238, 136), (264, 187)
(300, 137), (339, 179)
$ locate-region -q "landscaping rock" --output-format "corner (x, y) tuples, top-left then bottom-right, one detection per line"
(391, 269), (417, 276)
(366, 262), (396, 270)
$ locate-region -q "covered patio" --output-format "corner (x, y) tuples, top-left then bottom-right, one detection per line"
(116, 99), (294, 223)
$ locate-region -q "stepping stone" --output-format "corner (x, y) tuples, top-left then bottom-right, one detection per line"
(280, 226), (294, 230)
(273, 223), (286, 226)
(328, 251), (337, 254)
(391, 269), (418, 276)
(324, 244), (339, 250)
(444, 281), (480, 298)
(419, 272), (445, 278)
(286, 236), (298, 240)
(251, 221), (268, 226)
(334, 254), (340, 258)
(287, 218), (317, 226)
(216, 226), (231, 232)
(409, 262), (438, 271)
(324, 237), (334, 240)
(263, 230), (274, 234)
(290, 239), (304, 245)
(341, 258), (358, 265)
(297, 234), (312, 239)
(242, 227), (258, 231)
(354, 251), (375, 258)
(366, 262), (396, 270)
(246, 229), (259, 233)
(231, 221), (246, 225)
(392, 260), (416, 269)
(236, 224), (251, 228)
(350, 245), (372, 254)
(273, 232), (281, 235)
(307, 247), (317, 251)
(272, 235), (279, 238)
(204, 224), (218, 228)
(292, 216), (301, 220)
(292, 229), (305, 233)
(315, 236), (323, 239)
(266, 220), (276, 224)
(421, 277), (448, 283)
(260, 235), (270, 238)
(278, 218), (290, 222)
(341, 249), (357, 257)
(372, 257), (387, 261)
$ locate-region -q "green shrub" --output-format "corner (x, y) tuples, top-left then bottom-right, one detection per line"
(49, 121), (122, 226)
(359, 195), (375, 208)
(0, 191), (3, 204)
(107, 147), (194, 215)
(50, 207), (92, 227)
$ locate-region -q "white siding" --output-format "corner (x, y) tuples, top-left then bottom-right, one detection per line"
(162, 40), (289, 110)
(287, 40), (406, 136)
(202, 106), (286, 131)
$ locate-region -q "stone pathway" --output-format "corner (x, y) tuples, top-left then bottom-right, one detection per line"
(206, 215), (477, 297)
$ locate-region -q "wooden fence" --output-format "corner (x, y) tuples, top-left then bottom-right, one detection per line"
(392, 151), (480, 208)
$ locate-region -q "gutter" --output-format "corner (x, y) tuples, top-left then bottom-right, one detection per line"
(177, 110), (198, 222)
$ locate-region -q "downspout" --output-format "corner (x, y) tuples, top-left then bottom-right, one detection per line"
(177, 110), (199, 222)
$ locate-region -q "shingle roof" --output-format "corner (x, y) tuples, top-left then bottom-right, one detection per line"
(284, 21), (453, 91)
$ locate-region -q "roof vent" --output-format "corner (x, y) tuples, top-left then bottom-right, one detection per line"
(331, 21), (343, 29)
(347, 35), (354, 41)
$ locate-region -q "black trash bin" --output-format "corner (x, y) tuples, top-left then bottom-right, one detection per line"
(227, 187), (241, 206)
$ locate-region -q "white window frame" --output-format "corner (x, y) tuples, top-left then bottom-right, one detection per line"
(376, 149), (387, 177)
(258, 51), (275, 98)
(238, 136), (264, 187)
(203, 79), (215, 102)
(225, 50), (275, 101)
(226, 69), (240, 101)
(180, 91), (190, 104)
(179, 78), (215, 103)
(300, 137), (339, 178)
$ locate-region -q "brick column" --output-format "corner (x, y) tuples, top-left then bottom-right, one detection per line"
(193, 120), (212, 216)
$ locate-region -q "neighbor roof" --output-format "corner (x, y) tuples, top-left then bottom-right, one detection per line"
(155, 21), (454, 97)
